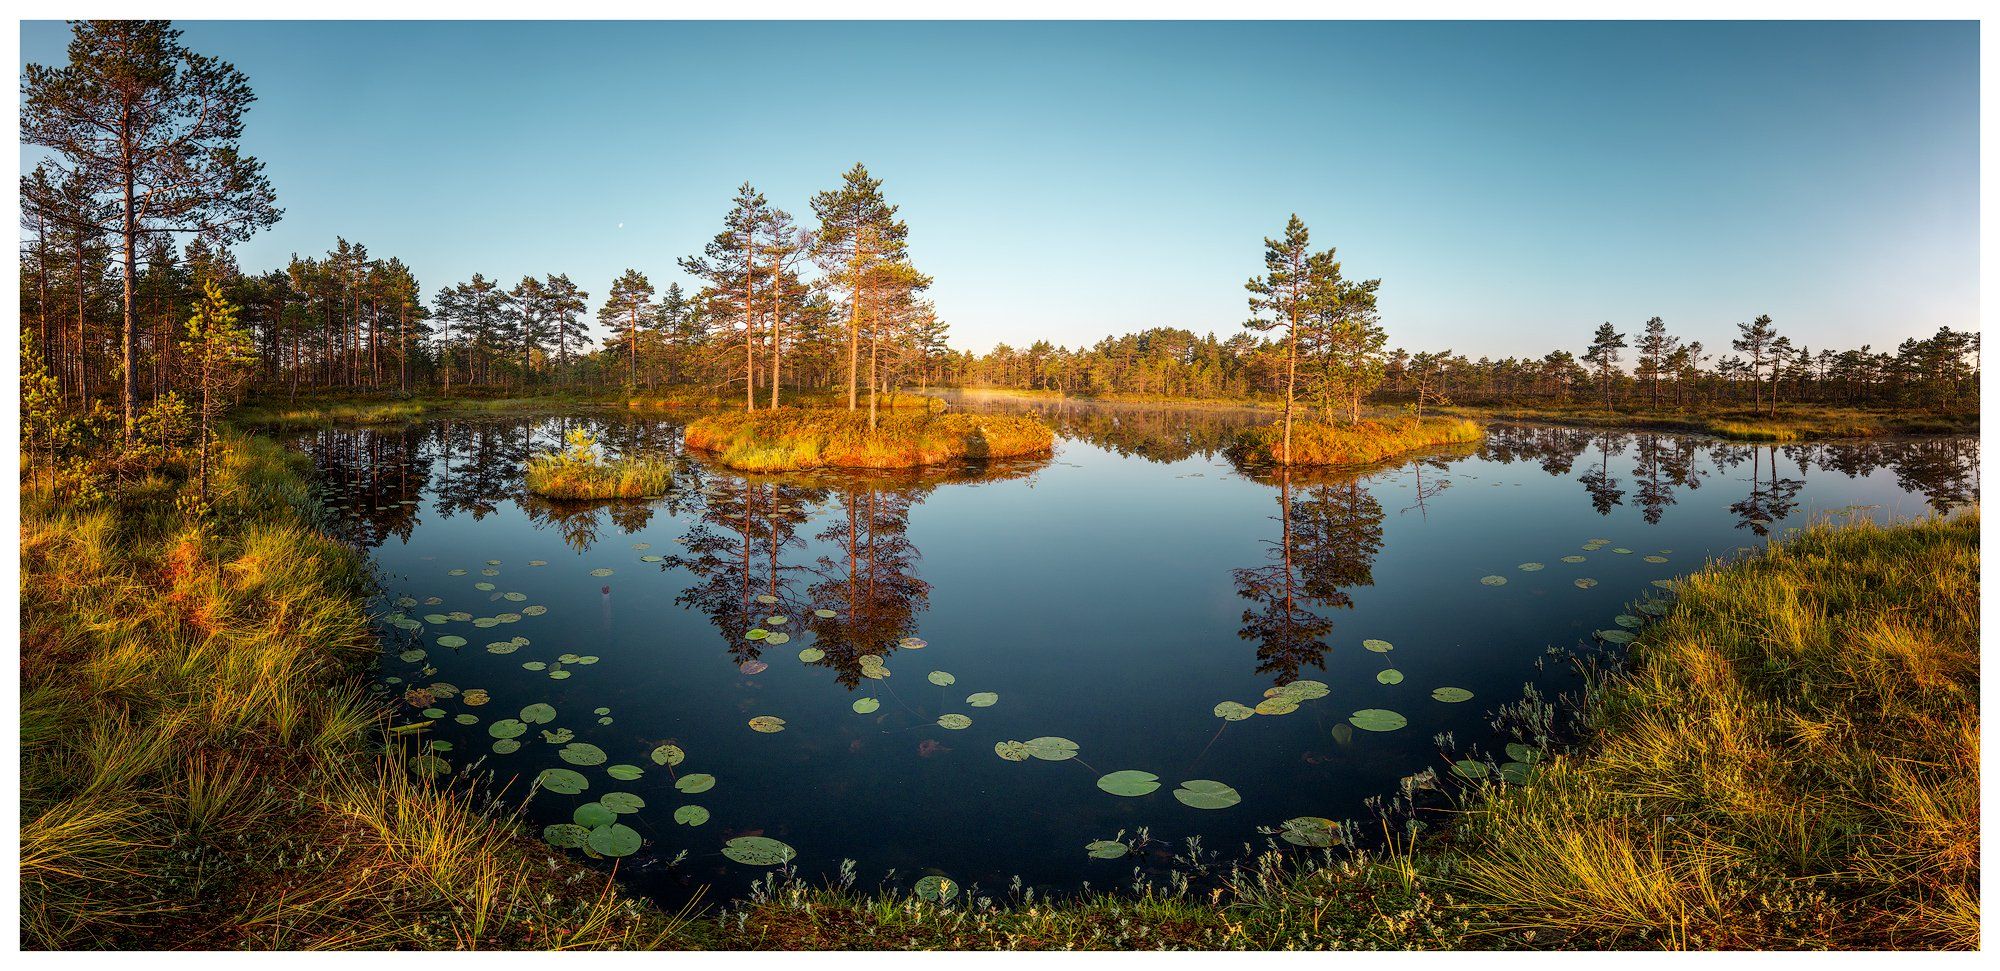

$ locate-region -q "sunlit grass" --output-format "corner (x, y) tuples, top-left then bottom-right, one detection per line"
(1231, 416), (1483, 466)
(523, 430), (675, 499)
(684, 409), (1054, 471)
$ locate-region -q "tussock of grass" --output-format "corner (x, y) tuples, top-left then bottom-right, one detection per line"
(523, 439), (675, 501)
(1231, 417), (1483, 467)
(20, 432), (681, 948)
(1441, 511), (1979, 948)
(684, 409), (1054, 471)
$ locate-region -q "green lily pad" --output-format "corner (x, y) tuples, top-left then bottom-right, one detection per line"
(474, 582), (496, 592)
(1643, 555), (1668, 563)
(1505, 742), (1543, 764)
(573, 802), (617, 828)
(764, 632), (790, 646)
(675, 773), (715, 794)
(744, 629), (769, 641)
(797, 647), (825, 663)
(1431, 687), (1474, 703)
(492, 738), (520, 754)
(541, 727), (574, 745)
(814, 609), (837, 618)
(966, 692), (999, 708)
(600, 792), (645, 814)
(1024, 737), (1079, 761)
(1085, 839), (1128, 859)
(1614, 614), (1644, 628)
(651, 743), (685, 767)
(590, 568), (614, 578)
(537, 768), (589, 794)
(1638, 601), (1669, 616)
(936, 713), (972, 730)
(520, 703), (556, 724)
(927, 670), (955, 686)
(448, 569), (468, 577)
(994, 740), (1033, 761)
(503, 592), (527, 602)
(1561, 555), (1587, 563)
(606, 764), (644, 781)
(1173, 779), (1242, 810)
(722, 835), (795, 866)
(559, 742), (607, 766)
(421, 707), (447, 719)
(1518, 562), (1545, 571)
(1274, 679), (1329, 700)
(488, 719), (527, 739)
(1279, 816), (1340, 848)
(1213, 701), (1256, 721)
(755, 594), (778, 605)
(1349, 709), (1407, 732)
(1452, 760), (1489, 780)
(1376, 669), (1404, 685)
(543, 823), (590, 849)
(436, 635), (467, 649)
(1362, 639), (1394, 653)
(587, 823), (641, 857)
(1499, 762), (1537, 785)
(1574, 578), (1598, 589)
(1611, 548), (1632, 555)
(1480, 575), (1507, 586)
(852, 698), (880, 714)
(673, 805), (709, 827)
(1596, 629), (1635, 645)
(1096, 770), (1161, 797)
(1254, 696), (1299, 716)
(914, 875), (959, 903)
(899, 636), (928, 650)
(748, 716), (786, 733)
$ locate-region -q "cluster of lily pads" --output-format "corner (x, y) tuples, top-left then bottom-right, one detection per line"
(1480, 538), (1674, 592)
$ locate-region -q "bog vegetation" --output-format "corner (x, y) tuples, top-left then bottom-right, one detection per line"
(523, 428), (675, 500)
(684, 410), (1054, 471)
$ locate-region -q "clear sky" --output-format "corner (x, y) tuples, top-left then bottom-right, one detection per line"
(20, 20), (1980, 358)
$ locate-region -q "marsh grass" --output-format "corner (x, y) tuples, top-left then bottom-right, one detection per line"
(1442, 404), (1976, 441)
(19, 431), (683, 949)
(1230, 417), (1484, 467)
(684, 409), (1054, 471)
(523, 428), (675, 499)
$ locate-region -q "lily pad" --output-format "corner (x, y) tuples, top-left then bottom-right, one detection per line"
(1561, 555), (1587, 564)
(675, 773), (715, 794)
(1611, 548), (1633, 555)
(1596, 629), (1635, 645)
(1254, 696), (1299, 716)
(1452, 759), (1490, 780)
(748, 716), (786, 733)
(744, 629), (769, 641)
(543, 823), (590, 849)
(1279, 816), (1341, 848)
(899, 636), (928, 650)
(673, 805), (709, 826)
(1505, 742), (1543, 764)
(764, 633), (790, 646)
(1084, 839), (1128, 859)
(1274, 679), (1329, 700)
(994, 740), (1033, 761)
(488, 719), (528, 739)
(739, 660), (768, 675)
(1024, 737), (1079, 761)
(936, 713), (972, 730)
(1499, 762), (1537, 785)
(590, 568), (614, 577)
(600, 791), (645, 814)
(573, 802), (616, 828)
(1173, 779), (1242, 810)
(966, 692), (999, 708)
(1518, 562), (1545, 571)
(1349, 709), (1408, 732)
(755, 594), (778, 605)
(914, 875), (959, 903)
(1614, 614), (1644, 629)
(606, 764), (644, 781)
(1376, 669), (1404, 685)
(1362, 639), (1394, 653)
(1096, 770), (1161, 797)
(436, 635), (466, 649)
(587, 823), (641, 857)
(1213, 701), (1256, 721)
(1431, 686), (1474, 703)
(814, 609), (837, 618)
(1573, 578), (1598, 589)
(651, 743), (685, 767)
(797, 647), (825, 662)
(722, 835), (795, 867)
(537, 768), (589, 794)
(520, 703), (557, 725)
(492, 738), (521, 754)
(927, 670), (956, 686)
(1479, 575), (1507, 586)
(559, 742), (608, 766)
(852, 698), (880, 714)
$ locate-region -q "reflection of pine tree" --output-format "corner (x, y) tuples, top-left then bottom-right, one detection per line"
(1578, 436), (1626, 516)
(1729, 445), (1804, 536)
(668, 479), (822, 665)
(806, 484), (933, 687)
(1233, 470), (1384, 682)
(295, 422), (433, 549)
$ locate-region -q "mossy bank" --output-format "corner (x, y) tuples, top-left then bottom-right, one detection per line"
(684, 410), (1054, 472)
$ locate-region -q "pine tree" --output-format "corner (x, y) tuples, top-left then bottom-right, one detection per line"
(542, 274), (589, 387)
(1732, 314), (1780, 414)
(1583, 321), (1627, 411)
(24, 21), (281, 437)
(597, 269), (656, 391)
(811, 164), (927, 413)
(1635, 316), (1677, 409)
(180, 279), (254, 498)
(1245, 215), (1335, 462)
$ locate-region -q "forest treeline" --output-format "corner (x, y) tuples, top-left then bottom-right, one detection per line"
(20, 18), (1980, 463)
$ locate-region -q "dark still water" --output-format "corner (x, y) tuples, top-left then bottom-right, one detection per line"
(290, 403), (1977, 905)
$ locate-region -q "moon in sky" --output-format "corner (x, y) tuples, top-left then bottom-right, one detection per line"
(617, 222), (624, 229)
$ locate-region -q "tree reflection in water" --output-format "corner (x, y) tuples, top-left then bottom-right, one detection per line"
(1233, 466), (1386, 683)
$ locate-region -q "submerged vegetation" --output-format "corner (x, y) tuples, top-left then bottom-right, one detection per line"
(683, 410), (1054, 471)
(1230, 417), (1483, 467)
(524, 429), (674, 499)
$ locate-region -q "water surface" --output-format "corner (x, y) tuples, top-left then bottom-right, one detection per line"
(293, 402), (1977, 904)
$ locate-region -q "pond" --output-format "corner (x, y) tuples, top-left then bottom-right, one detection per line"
(289, 399), (1978, 905)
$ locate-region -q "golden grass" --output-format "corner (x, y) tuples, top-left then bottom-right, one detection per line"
(1231, 417), (1484, 467)
(684, 409), (1054, 471)
(524, 453), (674, 500)
(19, 432), (684, 949)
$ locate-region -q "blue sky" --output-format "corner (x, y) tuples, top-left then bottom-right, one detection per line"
(20, 20), (1979, 357)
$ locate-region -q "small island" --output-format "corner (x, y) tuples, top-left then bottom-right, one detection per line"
(684, 410), (1054, 471)
(1231, 416), (1483, 467)
(523, 430), (675, 499)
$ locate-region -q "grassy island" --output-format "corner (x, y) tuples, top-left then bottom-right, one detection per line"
(1230, 416), (1484, 467)
(522, 429), (674, 499)
(683, 410), (1054, 472)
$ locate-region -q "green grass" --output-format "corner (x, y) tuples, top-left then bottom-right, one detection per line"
(683, 409), (1055, 471)
(1443, 404), (1977, 441)
(1230, 416), (1484, 467)
(19, 432), (685, 949)
(522, 431), (675, 500)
